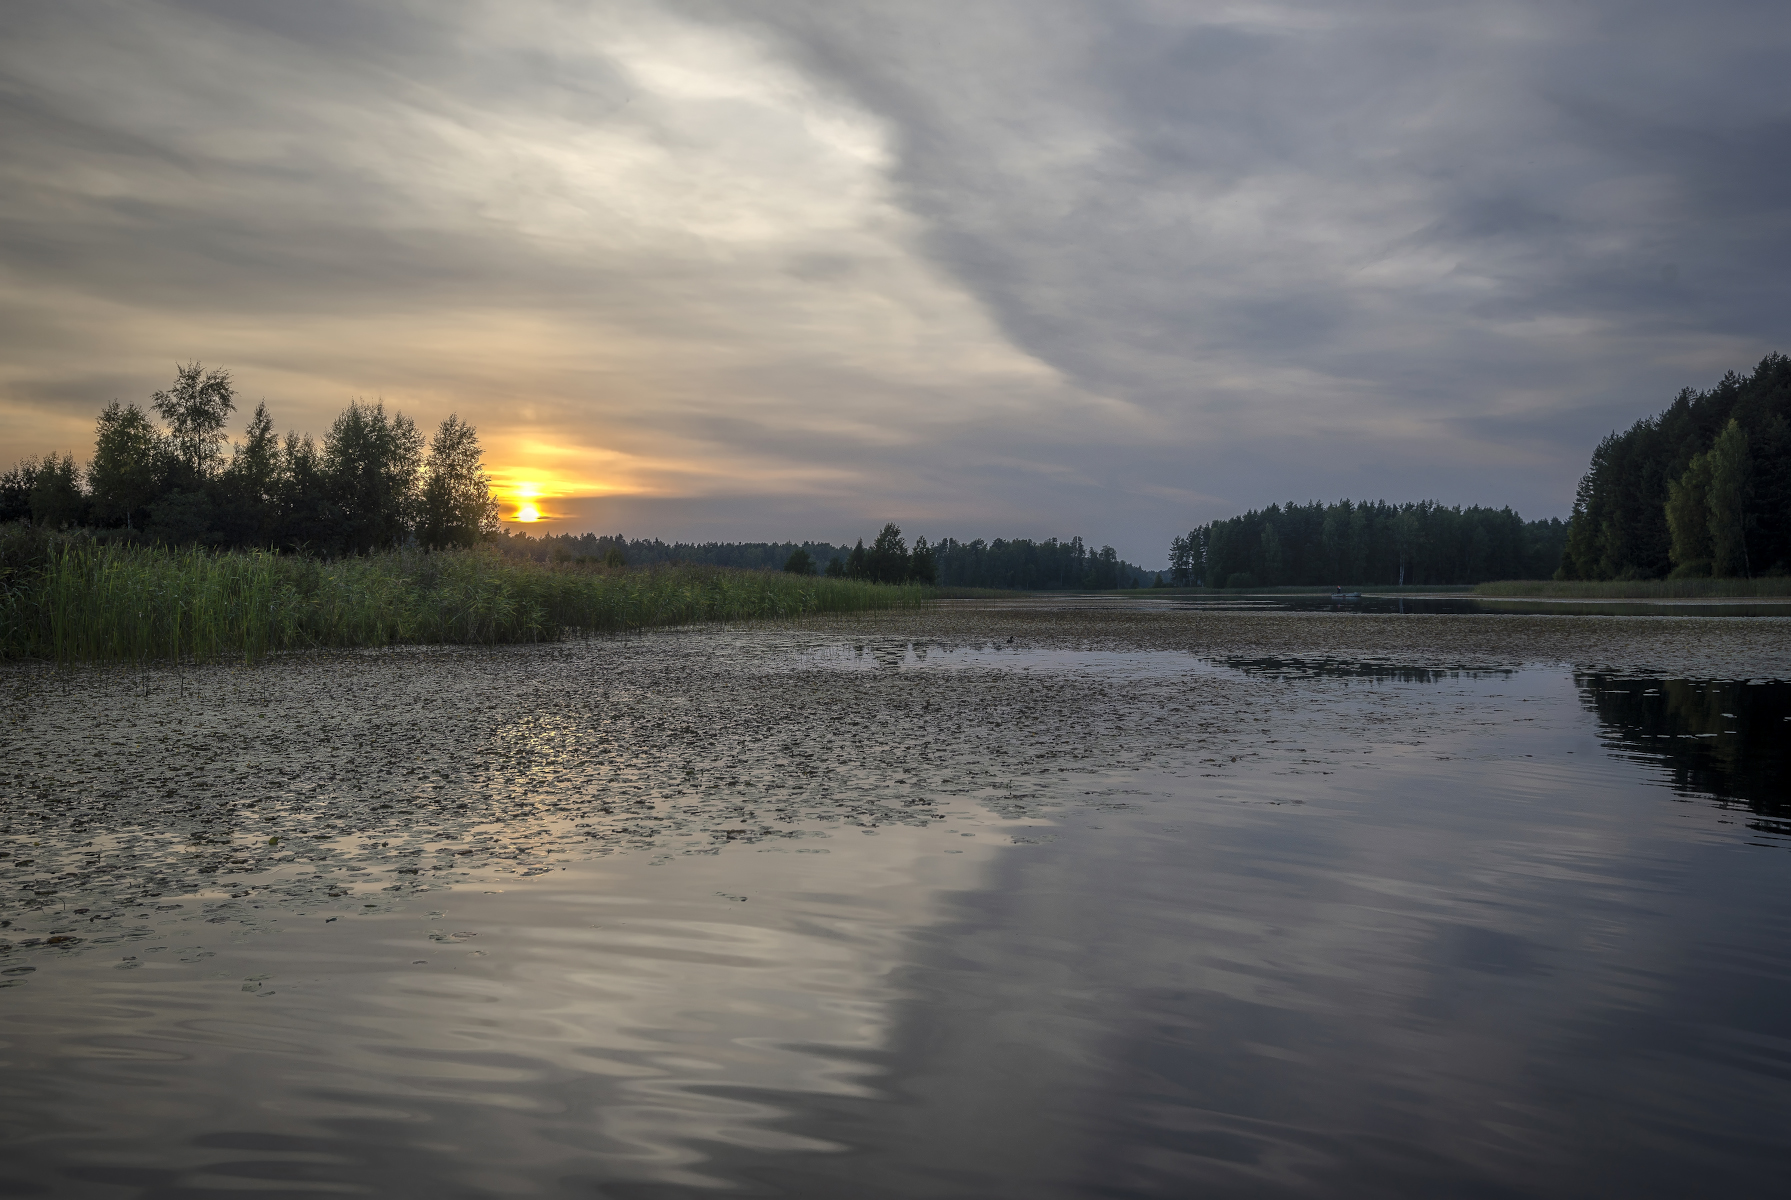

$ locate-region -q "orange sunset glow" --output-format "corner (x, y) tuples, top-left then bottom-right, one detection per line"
(509, 481), (544, 524)
(490, 472), (588, 528)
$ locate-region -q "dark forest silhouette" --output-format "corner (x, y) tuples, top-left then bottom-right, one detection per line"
(1167, 501), (1568, 589)
(1, 363), (498, 554)
(1559, 353), (1790, 580)
(12, 355), (1788, 589)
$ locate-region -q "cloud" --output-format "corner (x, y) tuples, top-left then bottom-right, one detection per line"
(2, 1), (1787, 562)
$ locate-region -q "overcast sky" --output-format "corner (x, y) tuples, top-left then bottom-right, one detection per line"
(3, 0), (1786, 562)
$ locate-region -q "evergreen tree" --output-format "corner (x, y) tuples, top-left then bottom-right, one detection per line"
(1188, 499), (1564, 586)
(217, 402), (281, 545)
(783, 547), (816, 575)
(1560, 354), (1791, 579)
(868, 523), (908, 584)
(909, 536), (937, 584)
(1168, 533), (1193, 586)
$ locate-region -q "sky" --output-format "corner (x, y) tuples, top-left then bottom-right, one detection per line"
(2, 0), (1787, 564)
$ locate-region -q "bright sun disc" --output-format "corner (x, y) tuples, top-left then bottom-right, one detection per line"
(516, 503), (540, 522)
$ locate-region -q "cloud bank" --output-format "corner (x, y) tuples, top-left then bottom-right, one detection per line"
(2, 0), (1786, 560)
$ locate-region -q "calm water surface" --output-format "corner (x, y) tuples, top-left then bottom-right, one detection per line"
(3, 623), (1790, 1197)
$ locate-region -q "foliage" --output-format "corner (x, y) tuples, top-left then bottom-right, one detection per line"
(89, 402), (165, 529)
(1664, 451), (1714, 576)
(414, 527), (1132, 588)
(783, 547), (816, 574)
(29, 453), (87, 530)
(909, 536), (937, 585)
(503, 530), (856, 572)
(151, 362), (236, 485)
(418, 414), (499, 550)
(0, 528), (929, 662)
(864, 523), (903, 583)
(1707, 419), (1754, 578)
(932, 535), (1152, 590)
(1170, 501), (1566, 587)
(0, 460), (33, 523)
(1560, 354), (1791, 580)
(1, 364), (498, 557)
(324, 400), (424, 554)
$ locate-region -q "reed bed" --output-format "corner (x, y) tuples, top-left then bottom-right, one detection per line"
(0, 537), (928, 662)
(1476, 577), (1791, 599)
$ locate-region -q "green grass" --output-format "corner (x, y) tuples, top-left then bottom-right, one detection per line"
(931, 586), (1026, 599)
(0, 534), (929, 662)
(1476, 577), (1791, 599)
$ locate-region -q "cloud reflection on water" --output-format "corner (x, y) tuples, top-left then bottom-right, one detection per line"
(4, 625), (1790, 1196)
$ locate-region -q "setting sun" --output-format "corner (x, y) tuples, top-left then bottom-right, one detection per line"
(508, 480), (544, 523)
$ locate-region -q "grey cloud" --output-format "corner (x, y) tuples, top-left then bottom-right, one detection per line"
(3, 0), (1788, 563)
(700, 1), (1791, 492)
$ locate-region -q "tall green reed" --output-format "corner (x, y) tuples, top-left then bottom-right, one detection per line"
(0, 537), (928, 662)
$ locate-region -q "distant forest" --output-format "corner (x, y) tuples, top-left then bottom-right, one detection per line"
(498, 530), (855, 572)
(1169, 502), (1569, 588)
(500, 529), (1155, 589)
(1559, 353), (1790, 580)
(932, 537), (1154, 589)
(3, 362), (1161, 591)
(21, 354), (1782, 589)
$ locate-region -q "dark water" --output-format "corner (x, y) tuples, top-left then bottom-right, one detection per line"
(4, 635), (1791, 1197)
(1174, 594), (1791, 617)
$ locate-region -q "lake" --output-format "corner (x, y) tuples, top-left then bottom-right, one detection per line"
(4, 603), (1790, 1197)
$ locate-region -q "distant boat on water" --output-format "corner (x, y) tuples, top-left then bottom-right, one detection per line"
(1330, 588), (1362, 601)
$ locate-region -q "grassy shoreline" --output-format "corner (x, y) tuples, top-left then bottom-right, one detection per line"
(1117, 584), (1470, 597)
(0, 536), (929, 662)
(1476, 577), (1791, 599)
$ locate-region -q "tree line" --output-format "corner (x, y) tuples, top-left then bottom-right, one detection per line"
(500, 524), (1157, 589)
(1559, 353), (1790, 580)
(805, 524), (939, 583)
(1168, 501), (1569, 588)
(496, 530), (855, 571)
(1, 363), (499, 554)
(493, 524), (940, 582)
(930, 536), (1154, 590)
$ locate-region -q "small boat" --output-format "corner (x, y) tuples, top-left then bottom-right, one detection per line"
(1330, 589), (1362, 601)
